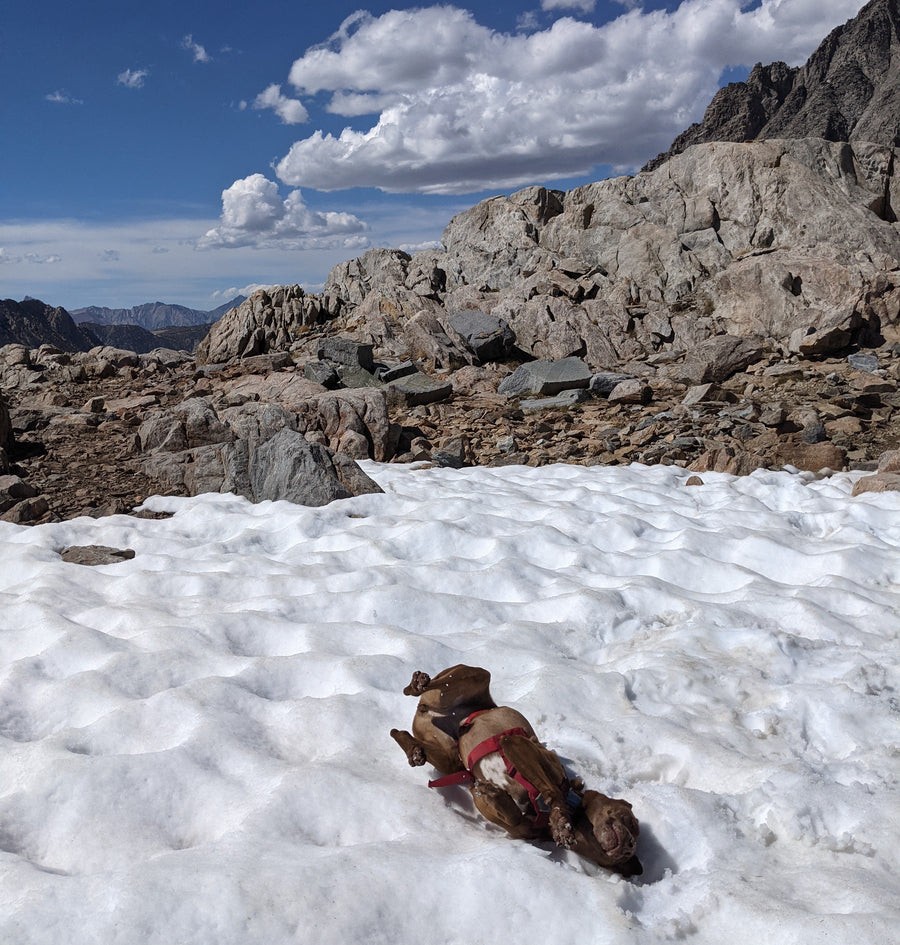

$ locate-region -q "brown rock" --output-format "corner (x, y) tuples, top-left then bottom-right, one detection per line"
(689, 448), (767, 476)
(60, 545), (136, 566)
(774, 440), (846, 471)
(878, 449), (900, 473)
(851, 472), (900, 496)
(608, 378), (653, 405)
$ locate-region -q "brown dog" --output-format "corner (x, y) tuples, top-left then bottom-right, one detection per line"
(391, 664), (642, 877)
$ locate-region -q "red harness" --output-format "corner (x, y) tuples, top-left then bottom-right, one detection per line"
(427, 710), (548, 826)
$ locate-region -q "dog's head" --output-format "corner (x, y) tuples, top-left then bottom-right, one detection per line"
(571, 790), (642, 877)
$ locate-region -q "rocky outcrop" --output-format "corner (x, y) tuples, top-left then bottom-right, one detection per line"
(137, 397), (382, 506)
(645, 0), (900, 171)
(196, 284), (334, 364)
(0, 298), (97, 351)
(200, 138), (900, 378)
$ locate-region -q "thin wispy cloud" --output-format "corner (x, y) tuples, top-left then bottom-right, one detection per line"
(541, 0), (596, 11)
(117, 68), (149, 89)
(45, 90), (83, 105)
(182, 34), (211, 63)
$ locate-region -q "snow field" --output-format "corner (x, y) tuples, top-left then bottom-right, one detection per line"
(0, 461), (898, 943)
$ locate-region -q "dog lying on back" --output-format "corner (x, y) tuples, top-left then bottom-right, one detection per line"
(390, 664), (642, 877)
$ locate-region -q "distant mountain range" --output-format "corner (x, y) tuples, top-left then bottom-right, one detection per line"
(70, 297), (246, 331)
(1, 294), (247, 354)
(644, 0), (900, 171)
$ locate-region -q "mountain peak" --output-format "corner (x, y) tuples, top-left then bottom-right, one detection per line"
(644, 0), (900, 171)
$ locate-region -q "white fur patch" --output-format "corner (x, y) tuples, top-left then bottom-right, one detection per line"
(475, 755), (529, 810)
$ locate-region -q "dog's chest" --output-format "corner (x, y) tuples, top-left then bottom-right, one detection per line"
(475, 754), (529, 807)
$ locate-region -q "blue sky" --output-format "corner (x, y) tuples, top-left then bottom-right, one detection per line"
(1, 0), (866, 311)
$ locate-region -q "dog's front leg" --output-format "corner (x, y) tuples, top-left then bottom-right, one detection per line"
(390, 728), (428, 766)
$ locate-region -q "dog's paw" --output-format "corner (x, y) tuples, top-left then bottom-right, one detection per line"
(409, 745), (427, 766)
(403, 671), (432, 696)
(550, 806), (576, 850)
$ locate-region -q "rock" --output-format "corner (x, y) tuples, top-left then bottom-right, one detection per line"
(878, 449), (900, 472)
(774, 440), (846, 471)
(402, 310), (471, 370)
(0, 495), (49, 524)
(789, 325), (852, 357)
(214, 375), (394, 462)
(304, 361), (341, 388)
(337, 365), (383, 389)
(385, 372), (454, 407)
(682, 383), (734, 405)
(520, 389), (592, 412)
(248, 428), (381, 506)
(848, 352), (880, 373)
(0, 474), (39, 514)
(608, 379), (653, 405)
(498, 357), (591, 397)
(685, 475), (704, 486)
(0, 393), (10, 448)
(60, 545), (136, 566)
(377, 361), (419, 382)
(851, 471), (900, 495)
(689, 448), (768, 476)
(446, 310), (516, 363)
(196, 285), (330, 364)
(318, 337), (375, 372)
(677, 335), (765, 385)
(590, 372), (634, 396)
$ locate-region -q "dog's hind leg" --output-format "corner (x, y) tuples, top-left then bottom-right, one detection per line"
(498, 734), (576, 848)
(470, 779), (537, 841)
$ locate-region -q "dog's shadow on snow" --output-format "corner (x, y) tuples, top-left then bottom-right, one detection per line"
(434, 781), (676, 885)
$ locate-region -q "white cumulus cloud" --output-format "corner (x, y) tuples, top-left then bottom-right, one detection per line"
(266, 0), (865, 195)
(253, 84), (308, 124)
(117, 68), (149, 89)
(198, 173), (369, 250)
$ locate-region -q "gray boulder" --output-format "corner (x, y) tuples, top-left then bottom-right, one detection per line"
(498, 357), (592, 397)
(318, 337), (375, 372)
(248, 428), (379, 506)
(386, 372), (453, 407)
(140, 400), (382, 507)
(446, 310), (515, 363)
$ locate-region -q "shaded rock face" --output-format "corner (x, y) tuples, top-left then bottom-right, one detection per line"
(645, 0), (900, 171)
(0, 299), (97, 351)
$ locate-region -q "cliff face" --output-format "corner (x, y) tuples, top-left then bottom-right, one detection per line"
(645, 0), (900, 171)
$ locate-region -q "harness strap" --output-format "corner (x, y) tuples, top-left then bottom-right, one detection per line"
(428, 722), (548, 828)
